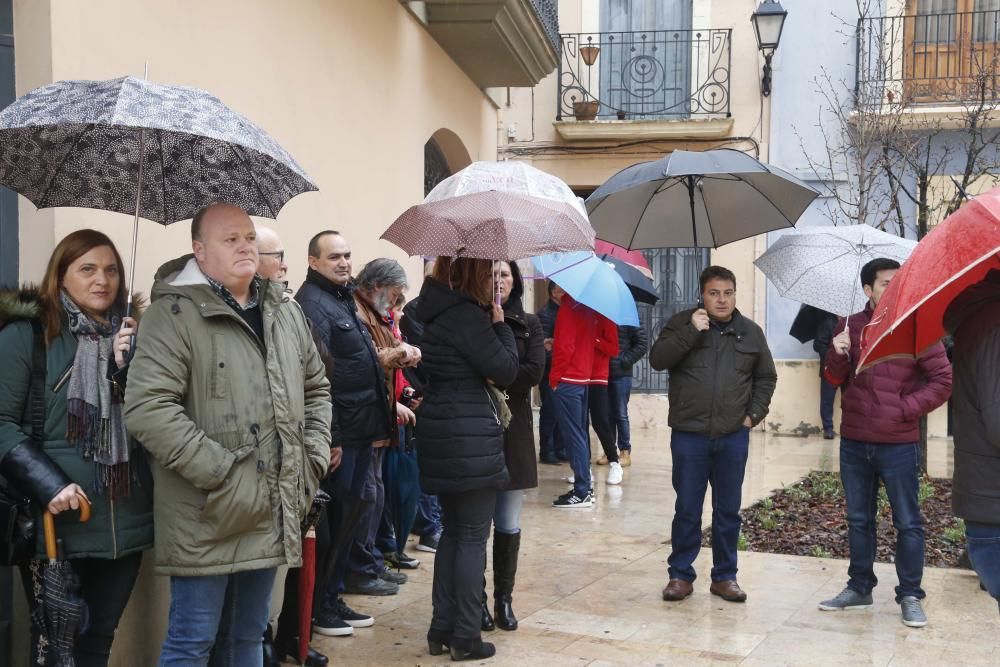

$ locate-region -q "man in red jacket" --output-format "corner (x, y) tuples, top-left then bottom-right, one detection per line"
(549, 293), (618, 509)
(818, 258), (952, 628)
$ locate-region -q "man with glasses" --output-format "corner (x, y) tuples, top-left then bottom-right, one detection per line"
(650, 266), (776, 604)
(256, 225), (288, 286)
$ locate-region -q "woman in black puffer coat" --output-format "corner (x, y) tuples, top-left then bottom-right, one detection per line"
(415, 257), (518, 662)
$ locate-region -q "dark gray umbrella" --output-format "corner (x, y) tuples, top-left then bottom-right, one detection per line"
(586, 148), (819, 249)
(36, 503), (91, 667)
(0, 75), (317, 309)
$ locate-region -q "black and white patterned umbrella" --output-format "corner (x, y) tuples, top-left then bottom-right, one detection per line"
(0, 75), (317, 303)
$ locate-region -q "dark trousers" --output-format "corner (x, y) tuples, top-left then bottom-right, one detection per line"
(413, 493), (442, 537)
(588, 384), (619, 463)
(820, 378), (838, 431)
(276, 515), (332, 648)
(966, 522), (1000, 613)
(667, 429), (750, 583)
(554, 383), (591, 497)
(538, 375), (563, 459)
(840, 438), (925, 602)
(348, 447), (386, 578)
(20, 552), (143, 667)
(430, 488), (496, 642)
(608, 375), (633, 451)
(322, 443), (372, 609)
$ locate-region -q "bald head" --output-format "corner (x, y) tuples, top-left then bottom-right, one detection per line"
(255, 223), (287, 282)
(191, 204), (258, 300)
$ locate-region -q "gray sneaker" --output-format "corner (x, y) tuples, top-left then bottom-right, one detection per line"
(818, 587), (874, 611)
(900, 596), (928, 627)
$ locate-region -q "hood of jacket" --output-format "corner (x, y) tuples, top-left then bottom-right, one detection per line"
(416, 277), (481, 324)
(150, 254), (277, 308)
(0, 287), (41, 325)
(944, 269), (1000, 335)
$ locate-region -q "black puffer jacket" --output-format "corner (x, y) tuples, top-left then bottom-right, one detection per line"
(414, 278), (519, 495)
(295, 269), (391, 448)
(944, 269), (1000, 526)
(501, 264), (545, 491)
(610, 324), (649, 378)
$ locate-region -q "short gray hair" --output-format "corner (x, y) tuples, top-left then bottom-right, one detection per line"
(356, 258), (408, 291)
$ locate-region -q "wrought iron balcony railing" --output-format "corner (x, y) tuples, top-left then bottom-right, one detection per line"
(857, 9), (1000, 108)
(531, 0), (560, 55)
(557, 29), (732, 121)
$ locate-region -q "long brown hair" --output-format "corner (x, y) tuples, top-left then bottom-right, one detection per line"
(39, 229), (128, 342)
(430, 256), (494, 305)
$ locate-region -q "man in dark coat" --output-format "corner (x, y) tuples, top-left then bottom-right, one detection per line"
(651, 266), (776, 604)
(537, 282), (566, 464)
(944, 268), (1000, 615)
(818, 258), (952, 628)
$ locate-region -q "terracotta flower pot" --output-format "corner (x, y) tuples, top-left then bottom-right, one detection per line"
(573, 100), (599, 121)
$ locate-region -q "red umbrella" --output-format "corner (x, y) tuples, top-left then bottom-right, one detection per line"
(594, 239), (652, 277)
(297, 490), (330, 664)
(858, 186), (1000, 372)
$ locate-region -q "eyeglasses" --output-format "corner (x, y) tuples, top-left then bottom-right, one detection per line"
(260, 250), (285, 262)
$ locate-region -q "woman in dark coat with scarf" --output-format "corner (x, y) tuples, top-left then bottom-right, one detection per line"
(480, 261), (544, 633)
(415, 256), (519, 662)
(0, 229), (153, 666)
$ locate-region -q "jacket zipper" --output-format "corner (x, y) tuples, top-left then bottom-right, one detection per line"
(110, 496), (118, 559)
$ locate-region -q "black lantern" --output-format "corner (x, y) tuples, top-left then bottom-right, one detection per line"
(751, 0), (787, 97)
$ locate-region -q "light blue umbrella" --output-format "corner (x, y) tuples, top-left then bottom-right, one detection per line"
(532, 251), (639, 326)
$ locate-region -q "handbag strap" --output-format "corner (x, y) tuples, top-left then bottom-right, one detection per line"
(28, 319), (47, 447)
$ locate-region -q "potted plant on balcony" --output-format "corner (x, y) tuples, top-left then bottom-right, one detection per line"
(572, 95), (599, 121)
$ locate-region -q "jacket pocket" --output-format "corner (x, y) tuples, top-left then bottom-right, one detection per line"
(201, 446), (270, 541)
(734, 339), (758, 374)
(210, 333), (228, 400)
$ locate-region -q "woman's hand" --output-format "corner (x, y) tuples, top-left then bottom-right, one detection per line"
(47, 483), (89, 515)
(491, 303), (504, 324)
(397, 403), (417, 426)
(113, 317), (138, 368)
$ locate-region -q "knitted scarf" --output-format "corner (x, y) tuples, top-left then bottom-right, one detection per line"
(61, 292), (131, 498)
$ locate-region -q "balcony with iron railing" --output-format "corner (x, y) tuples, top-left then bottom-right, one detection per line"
(554, 28), (733, 140)
(857, 9), (1000, 110)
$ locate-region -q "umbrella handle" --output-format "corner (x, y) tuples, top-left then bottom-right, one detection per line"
(43, 496), (92, 560)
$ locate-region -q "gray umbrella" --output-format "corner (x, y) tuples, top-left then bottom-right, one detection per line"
(586, 148), (819, 249)
(0, 75), (317, 306)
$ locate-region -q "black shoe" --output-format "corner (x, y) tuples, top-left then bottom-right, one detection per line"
(343, 573), (399, 596)
(333, 596), (375, 628)
(385, 551), (420, 569)
(312, 609), (355, 637)
(493, 530), (520, 631)
(823, 428), (835, 440)
(480, 588), (495, 631)
(450, 637), (496, 661)
(274, 639), (330, 667)
(416, 531), (440, 553)
(263, 625), (281, 667)
(378, 564), (408, 585)
(539, 454), (561, 465)
(555, 450), (570, 461)
(427, 628), (451, 656)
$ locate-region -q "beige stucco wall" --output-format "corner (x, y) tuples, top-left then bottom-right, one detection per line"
(10, 0), (501, 663)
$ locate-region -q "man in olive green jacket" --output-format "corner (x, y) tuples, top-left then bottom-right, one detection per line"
(125, 204), (331, 665)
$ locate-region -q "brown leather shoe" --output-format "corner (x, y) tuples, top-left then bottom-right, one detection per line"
(710, 580), (747, 602)
(661, 579), (693, 601)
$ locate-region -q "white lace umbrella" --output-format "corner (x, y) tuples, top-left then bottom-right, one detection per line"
(754, 225), (918, 317)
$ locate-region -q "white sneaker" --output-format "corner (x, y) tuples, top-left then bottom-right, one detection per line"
(607, 462), (623, 485)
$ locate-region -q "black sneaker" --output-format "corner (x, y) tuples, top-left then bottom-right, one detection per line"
(343, 573), (399, 596)
(313, 609), (355, 637)
(385, 551), (420, 569)
(552, 491), (593, 509)
(378, 564), (408, 585)
(416, 531), (440, 553)
(334, 597), (375, 628)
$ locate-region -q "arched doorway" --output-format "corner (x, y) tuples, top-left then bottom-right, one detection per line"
(424, 128), (472, 196)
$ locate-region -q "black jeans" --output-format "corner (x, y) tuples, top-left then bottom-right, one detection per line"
(430, 488), (496, 642)
(20, 552), (143, 667)
(321, 443), (372, 610)
(588, 384), (619, 464)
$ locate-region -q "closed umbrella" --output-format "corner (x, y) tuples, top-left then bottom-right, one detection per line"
(383, 427), (421, 565)
(532, 251), (639, 326)
(36, 500), (91, 667)
(754, 225), (917, 317)
(0, 75), (317, 312)
(597, 254), (658, 305)
(586, 148), (819, 249)
(858, 186), (1000, 371)
(297, 490), (330, 665)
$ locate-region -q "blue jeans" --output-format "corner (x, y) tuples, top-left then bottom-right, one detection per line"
(494, 490), (524, 534)
(159, 568), (277, 666)
(554, 383), (590, 497)
(820, 378), (838, 432)
(840, 438), (925, 602)
(349, 446), (386, 578)
(966, 521), (1000, 612)
(538, 374), (563, 459)
(413, 493), (442, 537)
(667, 428), (750, 583)
(608, 376), (633, 451)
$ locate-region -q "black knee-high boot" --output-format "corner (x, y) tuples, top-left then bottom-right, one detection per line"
(493, 530), (521, 631)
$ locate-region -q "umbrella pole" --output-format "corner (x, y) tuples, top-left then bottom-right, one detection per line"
(687, 175), (698, 247)
(126, 127), (145, 319)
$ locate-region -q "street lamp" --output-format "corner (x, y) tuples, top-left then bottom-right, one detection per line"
(751, 0), (787, 97)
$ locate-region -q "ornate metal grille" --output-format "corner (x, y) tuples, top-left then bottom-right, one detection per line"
(531, 0), (561, 55)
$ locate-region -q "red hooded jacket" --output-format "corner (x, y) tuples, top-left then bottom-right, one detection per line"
(549, 294), (619, 389)
(824, 304), (952, 444)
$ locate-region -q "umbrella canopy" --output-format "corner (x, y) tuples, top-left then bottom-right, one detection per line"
(381, 161), (594, 260)
(594, 239), (652, 277)
(532, 251), (639, 326)
(754, 225), (918, 317)
(37, 501), (91, 667)
(788, 304), (838, 345)
(586, 148), (819, 249)
(858, 187), (1000, 372)
(598, 254), (658, 305)
(384, 429), (421, 562)
(297, 490), (330, 664)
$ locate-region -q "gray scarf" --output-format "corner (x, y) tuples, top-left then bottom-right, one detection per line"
(61, 291), (131, 498)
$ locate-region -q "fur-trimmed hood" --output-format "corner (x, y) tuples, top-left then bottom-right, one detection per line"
(0, 285), (144, 329)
